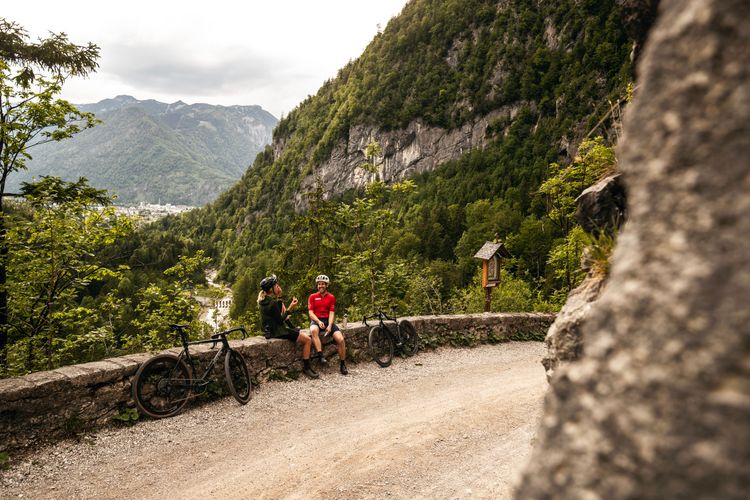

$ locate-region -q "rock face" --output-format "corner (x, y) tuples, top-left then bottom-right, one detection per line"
(293, 106), (521, 207)
(575, 173), (626, 233)
(542, 171), (626, 382)
(516, 1), (750, 498)
(289, 1), (659, 209)
(540, 274), (606, 381)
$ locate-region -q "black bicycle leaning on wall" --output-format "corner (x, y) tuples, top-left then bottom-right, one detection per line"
(364, 307), (419, 367)
(131, 324), (252, 418)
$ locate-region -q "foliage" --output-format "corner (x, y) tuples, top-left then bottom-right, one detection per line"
(547, 226), (588, 297)
(360, 140), (383, 174)
(4, 177), (133, 374)
(267, 369), (298, 382)
(0, 17), (100, 369)
(146, 0), (633, 302)
(0, 177), (213, 375)
(538, 136), (618, 295)
(126, 251), (211, 352)
(113, 407), (140, 425)
(126, 8), (628, 337)
(447, 269), (556, 314)
(538, 136), (616, 235)
(582, 229), (617, 277)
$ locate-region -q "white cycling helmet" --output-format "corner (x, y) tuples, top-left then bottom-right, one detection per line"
(315, 274), (330, 284)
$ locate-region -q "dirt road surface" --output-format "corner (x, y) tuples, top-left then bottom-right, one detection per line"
(1, 342), (548, 499)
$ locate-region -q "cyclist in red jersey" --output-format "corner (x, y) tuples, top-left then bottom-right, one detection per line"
(308, 274), (348, 375)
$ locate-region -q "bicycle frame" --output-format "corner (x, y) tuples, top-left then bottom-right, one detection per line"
(170, 325), (247, 389)
(363, 311), (403, 342)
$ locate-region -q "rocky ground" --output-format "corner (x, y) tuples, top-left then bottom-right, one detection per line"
(0, 342), (548, 499)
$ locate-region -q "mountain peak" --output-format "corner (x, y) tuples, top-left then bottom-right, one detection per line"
(112, 95), (138, 103)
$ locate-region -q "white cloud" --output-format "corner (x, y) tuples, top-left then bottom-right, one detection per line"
(2, 0), (409, 117)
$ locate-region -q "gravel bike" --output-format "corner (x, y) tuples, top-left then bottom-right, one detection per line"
(132, 324), (251, 418)
(364, 308), (419, 367)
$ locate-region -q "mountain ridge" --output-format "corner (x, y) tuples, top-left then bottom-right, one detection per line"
(9, 95), (277, 205)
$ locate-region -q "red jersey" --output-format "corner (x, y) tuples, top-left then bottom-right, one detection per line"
(308, 292), (336, 319)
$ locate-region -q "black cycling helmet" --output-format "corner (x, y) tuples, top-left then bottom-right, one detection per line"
(260, 274), (278, 292)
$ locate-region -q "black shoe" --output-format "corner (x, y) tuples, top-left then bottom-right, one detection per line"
(339, 361), (348, 376)
(303, 365), (319, 379)
(317, 352), (328, 365)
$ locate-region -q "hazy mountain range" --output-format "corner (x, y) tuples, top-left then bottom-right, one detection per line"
(9, 95), (277, 205)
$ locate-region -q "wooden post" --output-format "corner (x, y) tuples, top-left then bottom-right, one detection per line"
(484, 286), (492, 312)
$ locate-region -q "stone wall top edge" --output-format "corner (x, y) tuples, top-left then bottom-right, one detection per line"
(0, 313), (556, 393)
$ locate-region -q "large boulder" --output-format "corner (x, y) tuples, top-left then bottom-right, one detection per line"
(540, 273), (606, 381)
(575, 173), (626, 233)
(516, 1), (750, 498)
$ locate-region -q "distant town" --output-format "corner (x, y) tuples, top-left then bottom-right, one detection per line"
(114, 202), (196, 224)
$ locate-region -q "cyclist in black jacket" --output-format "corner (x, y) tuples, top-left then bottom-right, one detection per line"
(258, 274), (318, 378)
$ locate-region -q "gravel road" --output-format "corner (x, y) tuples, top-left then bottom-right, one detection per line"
(1, 342), (548, 499)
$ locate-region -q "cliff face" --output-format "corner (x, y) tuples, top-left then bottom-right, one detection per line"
(278, 0), (657, 210)
(293, 106), (522, 207)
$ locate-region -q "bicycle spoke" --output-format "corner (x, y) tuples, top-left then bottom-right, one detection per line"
(132, 354), (192, 418)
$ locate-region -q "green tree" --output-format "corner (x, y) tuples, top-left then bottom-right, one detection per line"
(547, 226), (588, 299)
(127, 251), (211, 352)
(505, 216), (555, 280)
(360, 140), (383, 174)
(229, 273), (254, 321)
(334, 180), (415, 315)
(447, 268), (549, 314)
(0, 18), (99, 367)
(538, 137), (616, 235)
(5, 177), (133, 374)
(538, 137), (616, 294)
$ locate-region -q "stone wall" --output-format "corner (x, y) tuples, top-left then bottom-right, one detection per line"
(0, 313), (553, 453)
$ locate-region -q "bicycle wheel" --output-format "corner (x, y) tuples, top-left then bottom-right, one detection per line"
(132, 354), (192, 419)
(399, 319), (419, 357)
(224, 349), (252, 404)
(368, 325), (394, 367)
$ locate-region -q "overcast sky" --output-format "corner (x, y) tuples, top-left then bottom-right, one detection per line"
(3, 0), (409, 118)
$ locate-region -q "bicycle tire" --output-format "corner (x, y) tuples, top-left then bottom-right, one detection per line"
(132, 354), (192, 419)
(368, 325), (394, 367)
(224, 349), (252, 404)
(399, 319), (419, 357)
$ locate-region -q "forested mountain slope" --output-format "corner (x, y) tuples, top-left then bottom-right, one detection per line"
(135, 0), (638, 320)
(9, 95), (277, 205)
